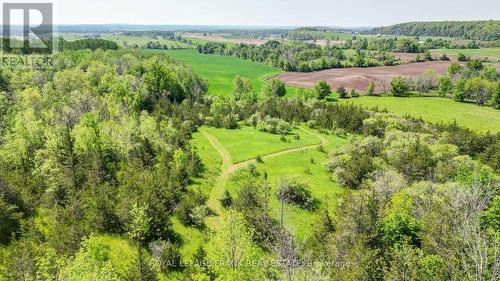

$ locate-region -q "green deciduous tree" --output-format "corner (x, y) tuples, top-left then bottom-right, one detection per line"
(314, 80), (332, 100)
(390, 76), (411, 97)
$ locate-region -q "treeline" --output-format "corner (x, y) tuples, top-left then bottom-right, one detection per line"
(368, 60), (500, 108)
(369, 20), (500, 41)
(122, 30), (194, 45)
(58, 38), (119, 51)
(197, 41), (398, 72)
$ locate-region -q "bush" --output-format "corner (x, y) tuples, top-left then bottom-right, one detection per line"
(390, 76), (411, 97)
(220, 190), (233, 208)
(350, 89), (360, 98)
(457, 53), (469, 62)
(314, 80), (332, 100)
(177, 190), (208, 228)
(277, 177), (315, 210)
(337, 86), (349, 98)
(256, 116), (292, 135)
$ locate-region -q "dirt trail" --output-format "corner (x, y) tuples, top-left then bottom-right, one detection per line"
(201, 126), (329, 228)
(200, 130), (231, 228)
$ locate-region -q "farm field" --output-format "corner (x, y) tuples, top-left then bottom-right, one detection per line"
(183, 33), (267, 45)
(339, 96), (500, 132)
(430, 48), (500, 59)
(60, 33), (193, 48)
(275, 61), (451, 92)
(151, 49), (298, 95)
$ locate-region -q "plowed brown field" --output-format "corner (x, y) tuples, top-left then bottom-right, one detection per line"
(274, 61), (451, 92)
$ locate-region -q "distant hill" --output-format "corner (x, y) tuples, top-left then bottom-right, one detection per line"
(368, 21), (500, 41)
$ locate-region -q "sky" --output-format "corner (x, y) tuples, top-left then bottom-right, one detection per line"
(6, 0), (500, 27)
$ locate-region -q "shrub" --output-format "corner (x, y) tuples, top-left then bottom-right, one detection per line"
(366, 81), (375, 96)
(314, 80), (332, 100)
(350, 89), (360, 98)
(457, 53), (469, 62)
(256, 116), (292, 135)
(263, 79), (287, 97)
(390, 76), (411, 97)
(337, 86), (349, 98)
(255, 155), (264, 163)
(220, 190), (233, 208)
(177, 190), (208, 228)
(277, 177), (315, 210)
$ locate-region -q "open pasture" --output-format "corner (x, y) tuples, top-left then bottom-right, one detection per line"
(154, 49), (297, 95)
(339, 96), (500, 132)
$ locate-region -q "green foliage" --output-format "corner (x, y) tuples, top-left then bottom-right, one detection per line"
(177, 190), (209, 228)
(61, 236), (121, 281)
(314, 80), (332, 100)
(366, 81), (376, 96)
(390, 76), (411, 97)
(149, 240), (181, 273)
(128, 204), (151, 243)
(256, 116), (292, 135)
(232, 75), (256, 102)
(59, 38), (119, 51)
(277, 176), (315, 210)
(369, 20), (500, 40)
(417, 255), (448, 281)
(337, 86), (349, 98)
(448, 62), (462, 76)
(438, 75), (453, 97)
(0, 181), (23, 244)
(262, 79), (287, 97)
(205, 211), (261, 279)
(328, 136), (381, 188)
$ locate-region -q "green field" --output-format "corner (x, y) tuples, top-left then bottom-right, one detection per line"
(224, 131), (350, 241)
(202, 126), (321, 163)
(339, 96), (500, 132)
(150, 49), (297, 96)
(430, 48), (500, 58)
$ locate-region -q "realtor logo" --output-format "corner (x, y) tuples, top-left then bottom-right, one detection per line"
(2, 2), (53, 54)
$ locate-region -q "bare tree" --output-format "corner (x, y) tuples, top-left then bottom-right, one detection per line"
(447, 182), (499, 281)
(274, 230), (299, 281)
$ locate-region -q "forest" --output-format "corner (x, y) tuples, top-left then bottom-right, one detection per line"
(0, 45), (498, 280)
(197, 41), (400, 72)
(368, 20), (500, 41)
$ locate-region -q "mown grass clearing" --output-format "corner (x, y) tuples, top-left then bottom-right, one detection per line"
(150, 49), (297, 96)
(225, 132), (350, 241)
(202, 125), (321, 163)
(338, 96), (500, 132)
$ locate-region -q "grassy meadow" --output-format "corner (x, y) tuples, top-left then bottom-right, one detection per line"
(150, 49), (297, 96)
(225, 132), (351, 241)
(430, 48), (500, 58)
(202, 125), (321, 163)
(339, 96), (500, 132)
